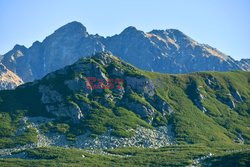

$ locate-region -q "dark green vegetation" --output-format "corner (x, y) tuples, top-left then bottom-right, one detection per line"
(0, 145), (249, 166)
(0, 112), (37, 148)
(0, 52), (249, 165)
(203, 149), (250, 167)
(156, 71), (250, 145)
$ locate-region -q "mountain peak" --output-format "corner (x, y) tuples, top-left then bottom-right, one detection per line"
(121, 26), (143, 35)
(13, 44), (27, 51)
(2, 22), (249, 84)
(150, 29), (190, 40)
(166, 29), (193, 40)
(54, 21), (88, 36)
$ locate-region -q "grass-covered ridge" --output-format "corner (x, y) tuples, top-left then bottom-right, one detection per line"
(0, 52), (249, 148)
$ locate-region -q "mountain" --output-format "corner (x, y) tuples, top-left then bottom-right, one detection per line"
(238, 59), (250, 71)
(0, 63), (23, 90)
(0, 52), (249, 166)
(0, 52), (249, 151)
(1, 22), (105, 82)
(103, 27), (242, 73)
(1, 21), (249, 82)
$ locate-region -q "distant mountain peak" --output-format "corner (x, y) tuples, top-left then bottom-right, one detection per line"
(54, 21), (88, 36)
(238, 58), (250, 71)
(13, 44), (27, 51)
(150, 28), (183, 35)
(1, 21), (249, 83)
(166, 28), (185, 34)
(121, 26), (144, 36)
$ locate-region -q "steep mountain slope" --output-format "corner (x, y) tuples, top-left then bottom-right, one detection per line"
(103, 27), (241, 73)
(1, 21), (249, 82)
(0, 63), (23, 90)
(0, 52), (249, 150)
(238, 59), (250, 71)
(1, 22), (105, 82)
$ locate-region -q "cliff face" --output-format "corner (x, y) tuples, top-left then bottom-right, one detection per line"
(1, 22), (249, 82)
(0, 63), (23, 90)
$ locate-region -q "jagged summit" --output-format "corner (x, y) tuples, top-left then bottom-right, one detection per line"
(150, 28), (185, 36)
(1, 21), (249, 83)
(3, 44), (28, 61)
(54, 21), (88, 36)
(149, 28), (195, 45)
(120, 26), (143, 35)
(13, 44), (28, 51)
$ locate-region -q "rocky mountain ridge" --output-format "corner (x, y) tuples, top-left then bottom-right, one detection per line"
(1, 21), (249, 82)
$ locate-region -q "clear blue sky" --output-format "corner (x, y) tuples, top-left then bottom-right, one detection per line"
(0, 0), (249, 60)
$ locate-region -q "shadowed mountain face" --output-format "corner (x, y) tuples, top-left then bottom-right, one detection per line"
(1, 21), (249, 82)
(1, 22), (105, 82)
(103, 27), (243, 73)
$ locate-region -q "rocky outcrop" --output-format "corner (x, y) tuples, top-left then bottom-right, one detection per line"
(126, 77), (155, 95)
(0, 63), (23, 90)
(1, 21), (249, 82)
(238, 59), (250, 71)
(127, 101), (155, 123)
(230, 88), (243, 102)
(186, 81), (208, 113)
(146, 95), (174, 115)
(39, 85), (83, 123)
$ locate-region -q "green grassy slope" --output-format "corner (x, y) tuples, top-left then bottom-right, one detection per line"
(0, 145), (249, 167)
(0, 52), (249, 148)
